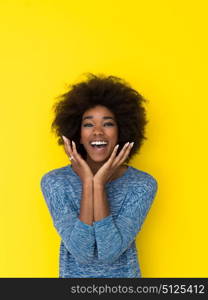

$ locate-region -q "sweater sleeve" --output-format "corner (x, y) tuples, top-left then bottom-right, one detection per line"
(40, 174), (95, 265)
(93, 176), (158, 264)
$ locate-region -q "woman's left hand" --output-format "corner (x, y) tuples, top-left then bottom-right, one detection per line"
(93, 142), (134, 185)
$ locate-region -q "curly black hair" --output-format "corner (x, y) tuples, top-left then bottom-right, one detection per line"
(51, 73), (149, 164)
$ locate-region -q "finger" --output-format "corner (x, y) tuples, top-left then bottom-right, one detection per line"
(71, 140), (84, 164)
(62, 136), (73, 156)
(113, 142), (132, 166)
(62, 136), (77, 163)
(119, 142), (134, 164)
(106, 144), (119, 165)
(114, 142), (129, 161)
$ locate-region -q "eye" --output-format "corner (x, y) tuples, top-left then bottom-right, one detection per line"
(104, 122), (114, 126)
(83, 123), (93, 127)
(83, 122), (115, 127)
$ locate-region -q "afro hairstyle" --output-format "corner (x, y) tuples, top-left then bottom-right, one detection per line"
(51, 73), (149, 164)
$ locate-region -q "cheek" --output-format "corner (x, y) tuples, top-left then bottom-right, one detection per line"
(80, 129), (90, 141)
(110, 128), (118, 138)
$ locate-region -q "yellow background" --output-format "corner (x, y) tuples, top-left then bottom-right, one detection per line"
(0, 0), (207, 277)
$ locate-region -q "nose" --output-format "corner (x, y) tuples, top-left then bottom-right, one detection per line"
(92, 125), (104, 135)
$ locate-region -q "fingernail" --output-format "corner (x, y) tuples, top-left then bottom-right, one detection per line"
(130, 142), (134, 146)
(126, 142), (129, 146)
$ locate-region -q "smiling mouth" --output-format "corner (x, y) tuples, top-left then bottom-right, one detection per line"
(89, 142), (108, 152)
(91, 144), (107, 148)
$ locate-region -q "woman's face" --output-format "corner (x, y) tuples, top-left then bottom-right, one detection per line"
(80, 105), (118, 164)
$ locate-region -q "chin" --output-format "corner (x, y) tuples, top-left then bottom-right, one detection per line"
(90, 157), (109, 163)
(84, 146), (112, 163)
(87, 153), (110, 163)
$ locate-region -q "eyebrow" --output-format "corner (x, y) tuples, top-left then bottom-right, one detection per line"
(82, 116), (115, 121)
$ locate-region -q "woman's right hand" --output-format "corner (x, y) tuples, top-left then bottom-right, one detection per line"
(62, 136), (93, 183)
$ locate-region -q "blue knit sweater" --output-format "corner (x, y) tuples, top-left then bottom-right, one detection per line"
(40, 164), (158, 278)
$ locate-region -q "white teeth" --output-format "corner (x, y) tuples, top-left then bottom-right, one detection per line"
(91, 141), (108, 145)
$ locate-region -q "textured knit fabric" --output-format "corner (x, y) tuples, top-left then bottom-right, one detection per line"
(40, 164), (158, 278)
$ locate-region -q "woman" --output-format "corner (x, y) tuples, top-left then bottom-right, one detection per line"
(40, 73), (158, 278)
